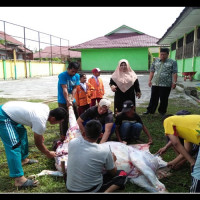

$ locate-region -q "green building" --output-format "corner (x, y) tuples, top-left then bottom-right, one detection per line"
(70, 25), (160, 72)
(158, 7), (200, 80)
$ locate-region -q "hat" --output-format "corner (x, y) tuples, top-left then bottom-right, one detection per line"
(99, 99), (111, 108)
(92, 68), (101, 73)
(176, 110), (191, 115)
(121, 100), (134, 113)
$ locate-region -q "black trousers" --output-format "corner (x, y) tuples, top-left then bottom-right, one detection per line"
(147, 86), (171, 114)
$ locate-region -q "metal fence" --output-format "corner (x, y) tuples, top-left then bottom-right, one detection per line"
(0, 20), (70, 62)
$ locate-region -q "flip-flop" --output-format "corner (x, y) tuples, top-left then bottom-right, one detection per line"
(23, 159), (39, 165)
(17, 179), (39, 190)
(27, 159), (38, 164)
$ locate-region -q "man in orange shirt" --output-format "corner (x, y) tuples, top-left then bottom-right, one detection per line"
(88, 68), (105, 106)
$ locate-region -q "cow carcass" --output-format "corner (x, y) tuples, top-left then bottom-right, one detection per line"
(30, 106), (169, 193)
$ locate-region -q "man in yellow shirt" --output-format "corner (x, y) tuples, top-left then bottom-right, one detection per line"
(162, 115), (200, 192)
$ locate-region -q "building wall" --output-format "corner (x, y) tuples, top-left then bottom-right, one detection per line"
(0, 59), (66, 80)
(170, 49), (200, 80)
(81, 47), (149, 71)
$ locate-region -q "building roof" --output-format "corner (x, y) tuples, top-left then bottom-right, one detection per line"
(70, 25), (159, 51)
(0, 31), (32, 53)
(157, 7), (200, 45)
(33, 46), (81, 59)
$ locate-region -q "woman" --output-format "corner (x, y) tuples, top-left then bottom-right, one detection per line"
(109, 59), (141, 114)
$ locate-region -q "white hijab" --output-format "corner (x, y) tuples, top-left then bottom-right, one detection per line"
(111, 59), (137, 93)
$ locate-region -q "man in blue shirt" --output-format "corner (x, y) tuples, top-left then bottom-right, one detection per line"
(58, 62), (80, 140)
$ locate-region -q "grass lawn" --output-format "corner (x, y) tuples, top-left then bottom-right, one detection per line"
(0, 96), (199, 193)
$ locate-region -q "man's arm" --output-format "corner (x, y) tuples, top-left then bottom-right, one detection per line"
(71, 85), (77, 100)
(172, 73), (178, 89)
(77, 117), (86, 136)
(100, 123), (113, 144)
(167, 134), (195, 168)
(142, 125), (153, 145)
(61, 84), (71, 107)
(34, 133), (56, 158)
(115, 125), (127, 144)
(148, 71), (154, 87)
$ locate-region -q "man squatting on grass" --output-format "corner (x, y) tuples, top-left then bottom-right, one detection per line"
(0, 101), (67, 189)
(162, 114), (200, 192)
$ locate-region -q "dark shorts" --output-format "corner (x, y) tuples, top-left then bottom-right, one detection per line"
(67, 170), (127, 193)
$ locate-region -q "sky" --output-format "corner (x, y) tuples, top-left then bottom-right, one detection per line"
(0, 7), (185, 49)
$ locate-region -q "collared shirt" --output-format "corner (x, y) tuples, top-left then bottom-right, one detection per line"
(150, 58), (177, 87)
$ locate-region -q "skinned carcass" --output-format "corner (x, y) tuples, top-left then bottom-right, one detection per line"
(31, 105), (169, 193)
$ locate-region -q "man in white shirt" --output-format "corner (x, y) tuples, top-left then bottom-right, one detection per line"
(0, 101), (67, 189)
(67, 119), (127, 193)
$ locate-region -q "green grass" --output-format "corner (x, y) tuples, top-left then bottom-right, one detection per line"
(0, 97), (199, 193)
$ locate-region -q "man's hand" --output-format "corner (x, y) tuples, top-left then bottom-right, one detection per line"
(112, 152), (117, 162)
(46, 151), (57, 158)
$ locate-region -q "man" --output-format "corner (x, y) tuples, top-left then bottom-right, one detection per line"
(0, 101), (67, 189)
(57, 61), (80, 140)
(67, 120), (127, 193)
(143, 48), (178, 116)
(162, 114), (200, 192)
(115, 100), (153, 145)
(88, 68), (105, 106)
(156, 110), (199, 170)
(77, 98), (114, 143)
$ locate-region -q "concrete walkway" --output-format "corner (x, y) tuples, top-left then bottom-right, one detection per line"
(0, 74), (199, 107)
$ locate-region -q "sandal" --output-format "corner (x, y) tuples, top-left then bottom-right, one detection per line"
(22, 159), (38, 165)
(17, 179), (39, 190)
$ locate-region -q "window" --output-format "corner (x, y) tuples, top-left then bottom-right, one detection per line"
(171, 41), (176, 51)
(184, 31), (194, 58)
(176, 37), (184, 59)
(194, 27), (200, 57)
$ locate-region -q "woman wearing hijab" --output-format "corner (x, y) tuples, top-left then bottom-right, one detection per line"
(109, 59), (141, 114)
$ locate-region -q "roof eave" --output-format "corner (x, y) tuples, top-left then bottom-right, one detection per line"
(157, 7), (200, 45)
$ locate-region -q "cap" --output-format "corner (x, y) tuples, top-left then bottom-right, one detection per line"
(121, 100), (134, 113)
(99, 99), (111, 108)
(92, 68), (101, 73)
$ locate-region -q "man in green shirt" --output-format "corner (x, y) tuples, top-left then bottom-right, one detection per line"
(143, 48), (178, 116)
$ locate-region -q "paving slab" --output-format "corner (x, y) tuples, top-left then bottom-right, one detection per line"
(0, 74), (199, 107)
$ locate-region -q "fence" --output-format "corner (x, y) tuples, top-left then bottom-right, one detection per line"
(0, 20), (73, 80)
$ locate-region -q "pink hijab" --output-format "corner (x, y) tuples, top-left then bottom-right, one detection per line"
(111, 59), (137, 93)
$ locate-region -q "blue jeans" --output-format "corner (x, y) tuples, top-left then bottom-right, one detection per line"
(119, 122), (142, 141)
(83, 119), (115, 141)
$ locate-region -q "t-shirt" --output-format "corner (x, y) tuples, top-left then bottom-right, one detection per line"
(115, 112), (143, 126)
(2, 101), (49, 135)
(57, 71), (80, 104)
(164, 115), (200, 145)
(80, 106), (113, 125)
(66, 136), (114, 191)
